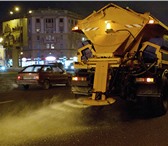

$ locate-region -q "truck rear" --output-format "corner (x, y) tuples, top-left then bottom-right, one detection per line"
(71, 3), (168, 115)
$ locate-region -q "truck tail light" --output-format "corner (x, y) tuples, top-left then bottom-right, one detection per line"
(72, 76), (87, 81)
(135, 77), (154, 83)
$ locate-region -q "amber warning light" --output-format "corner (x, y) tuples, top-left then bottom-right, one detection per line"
(148, 19), (155, 24)
(72, 26), (79, 31)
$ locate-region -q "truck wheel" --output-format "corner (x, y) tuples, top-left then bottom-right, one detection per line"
(157, 87), (168, 115)
(23, 85), (29, 90)
(43, 80), (50, 90)
(139, 86), (168, 117)
(150, 87), (168, 116)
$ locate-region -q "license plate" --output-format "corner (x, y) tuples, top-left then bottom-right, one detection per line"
(23, 76), (32, 79)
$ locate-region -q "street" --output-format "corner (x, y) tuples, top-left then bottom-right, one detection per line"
(0, 73), (168, 146)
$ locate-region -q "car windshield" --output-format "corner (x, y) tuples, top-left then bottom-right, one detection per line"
(52, 66), (63, 72)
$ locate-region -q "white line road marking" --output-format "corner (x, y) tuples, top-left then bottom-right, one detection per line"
(0, 100), (14, 104)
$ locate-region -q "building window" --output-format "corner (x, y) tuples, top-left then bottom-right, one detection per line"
(46, 35), (54, 41)
(59, 18), (64, 23)
(71, 19), (73, 25)
(46, 36), (48, 41)
(60, 35), (63, 39)
(36, 18), (40, 23)
(46, 18), (53, 23)
(46, 44), (50, 49)
(59, 26), (64, 33)
(28, 19), (31, 24)
(52, 36), (55, 40)
(48, 35), (51, 41)
(51, 44), (55, 49)
(37, 35), (40, 41)
(36, 28), (40, 32)
(45, 18), (54, 28)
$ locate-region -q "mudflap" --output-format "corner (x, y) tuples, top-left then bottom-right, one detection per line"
(136, 84), (168, 117)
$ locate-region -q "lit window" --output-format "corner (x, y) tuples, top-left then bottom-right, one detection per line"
(52, 36), (54, 40)
(51, 44), (55, 49)
(46, 44), (50, 49)
(48, 35), (51, 40)
(36, 28), (40, 32)
(46, 35), (53, 41)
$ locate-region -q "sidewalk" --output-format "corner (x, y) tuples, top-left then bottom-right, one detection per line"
(0, 67), (22, 75)
(7, 67), (23, 72)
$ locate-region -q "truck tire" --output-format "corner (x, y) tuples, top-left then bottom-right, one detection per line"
(155, 86), (168, 115)
(147, 87), (168, 117)
(151, 71), (168, 116)
(138, 85), (168, 117)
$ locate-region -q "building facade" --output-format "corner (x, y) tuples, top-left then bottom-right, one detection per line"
(2, 8), (84, 67)
(3, 18), (28, 67)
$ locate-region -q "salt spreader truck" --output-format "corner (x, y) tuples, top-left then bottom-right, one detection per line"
(71, 3), (168, 115)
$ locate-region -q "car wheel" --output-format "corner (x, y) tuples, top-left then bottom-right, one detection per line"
(43, 80), (50, 90)
(23, 85), (29, 90)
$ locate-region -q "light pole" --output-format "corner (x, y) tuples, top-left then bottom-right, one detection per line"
(9, 6), (20, 17)
(20, 51), (23, 67)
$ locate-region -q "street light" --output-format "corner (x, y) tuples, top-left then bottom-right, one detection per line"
(9, 11), (13, 15)
(28, 10), (32, 14)
(20, 51), (23, 67)
(9, 6), (20, 16)
(15, 6), (20, 12)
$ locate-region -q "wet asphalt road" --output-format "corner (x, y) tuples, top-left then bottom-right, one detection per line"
(0, 73), (168, 146)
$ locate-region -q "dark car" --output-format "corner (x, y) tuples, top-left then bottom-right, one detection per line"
(16, 64), (72, 90)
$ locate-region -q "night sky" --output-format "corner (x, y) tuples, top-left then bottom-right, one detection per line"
(0, 1), (167, 25)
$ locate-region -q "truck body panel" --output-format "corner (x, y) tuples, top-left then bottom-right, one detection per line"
(72, 3), (168, 116)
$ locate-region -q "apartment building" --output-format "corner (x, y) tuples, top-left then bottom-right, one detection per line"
(2, 8), (84, 67)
